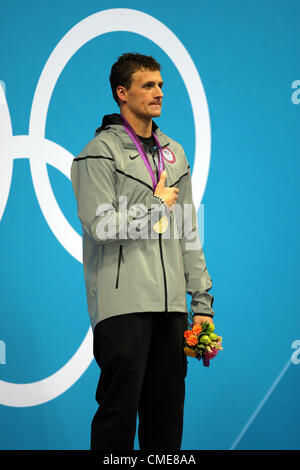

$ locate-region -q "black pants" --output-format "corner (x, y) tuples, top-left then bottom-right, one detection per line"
(90, 311), (188, 451)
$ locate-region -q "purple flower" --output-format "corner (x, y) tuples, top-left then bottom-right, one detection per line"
(204, 347), (219, 360)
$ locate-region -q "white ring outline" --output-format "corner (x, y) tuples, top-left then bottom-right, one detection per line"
(0, 8), (211, 407)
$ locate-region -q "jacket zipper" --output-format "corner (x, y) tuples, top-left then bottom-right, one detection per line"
(127, 142), (169, 310)
(158, 233), (168, 312)
(146, 146), (168, 312)
(151, 147), (159, 182)
(115, 244), (124, 289)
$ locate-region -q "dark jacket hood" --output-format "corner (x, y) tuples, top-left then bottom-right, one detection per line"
(94, 113), (159, 136)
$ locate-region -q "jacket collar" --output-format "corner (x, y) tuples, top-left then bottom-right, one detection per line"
(94, 113), (169, 148)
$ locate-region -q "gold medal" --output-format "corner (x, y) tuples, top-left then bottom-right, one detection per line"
(153, 215), (168, 234)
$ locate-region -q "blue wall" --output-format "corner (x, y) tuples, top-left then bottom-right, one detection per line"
(0, 0), (300, 450)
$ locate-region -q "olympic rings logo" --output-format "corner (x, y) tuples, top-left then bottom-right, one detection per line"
(0, 8), (211, 407)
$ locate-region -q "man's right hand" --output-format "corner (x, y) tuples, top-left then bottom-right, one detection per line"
(154, 170), (179, 209)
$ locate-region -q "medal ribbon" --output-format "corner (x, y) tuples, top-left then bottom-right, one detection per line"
(120, 114), (165, 191)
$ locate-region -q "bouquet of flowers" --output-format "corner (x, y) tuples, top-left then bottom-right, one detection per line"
(183, 310), (223, 367)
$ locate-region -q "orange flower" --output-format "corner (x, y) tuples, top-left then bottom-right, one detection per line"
(184, 329), (192, 339)
(184, 346), (197, 357)
(192, 324), (202, 335)
(186, 334), (198, 346)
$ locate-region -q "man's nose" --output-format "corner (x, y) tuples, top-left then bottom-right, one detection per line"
(154, 86), (163, 98)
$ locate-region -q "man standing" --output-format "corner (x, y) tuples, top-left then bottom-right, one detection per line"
(71, 52), (215, 451)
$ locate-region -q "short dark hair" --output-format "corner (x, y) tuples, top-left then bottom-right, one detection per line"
(109, 52), (161, 106)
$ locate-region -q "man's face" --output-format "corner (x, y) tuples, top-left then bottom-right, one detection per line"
(121, 68), (164, 119)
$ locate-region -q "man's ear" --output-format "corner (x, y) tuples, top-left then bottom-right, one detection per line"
(116, 85), (127, 105)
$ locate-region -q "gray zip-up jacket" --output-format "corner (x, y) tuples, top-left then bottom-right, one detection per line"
(71, 113), (214, 330)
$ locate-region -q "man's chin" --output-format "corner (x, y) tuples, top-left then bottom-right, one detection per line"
(138, 109), (162, 120)
(149, 110), (162, 118)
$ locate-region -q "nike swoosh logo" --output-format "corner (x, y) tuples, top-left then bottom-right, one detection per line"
(129, 143), (170, 160)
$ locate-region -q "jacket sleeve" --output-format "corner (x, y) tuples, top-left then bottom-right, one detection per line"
(70, 138), (165, 244)
(177, 153), (215, 318)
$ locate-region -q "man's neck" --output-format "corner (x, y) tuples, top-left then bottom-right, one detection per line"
(120, 109), (152, 138)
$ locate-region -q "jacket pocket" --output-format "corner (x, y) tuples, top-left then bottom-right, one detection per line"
(115, 244), (124, 289)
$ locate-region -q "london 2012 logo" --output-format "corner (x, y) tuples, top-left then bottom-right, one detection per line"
(0, 8), (211, 407)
